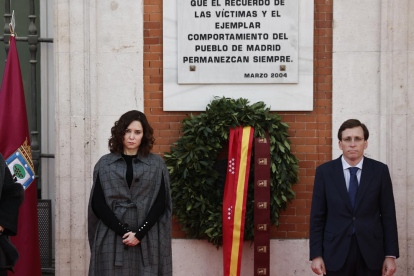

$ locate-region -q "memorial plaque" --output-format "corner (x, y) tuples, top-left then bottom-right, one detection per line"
(177, 0), (298, 84)
(163, 0), (314, 111)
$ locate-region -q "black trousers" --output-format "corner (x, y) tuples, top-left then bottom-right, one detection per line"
(0, 268), (8, 276)
(327, 235), (382, 276)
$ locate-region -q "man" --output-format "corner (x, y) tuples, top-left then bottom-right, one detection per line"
(309, 119), (399, 276)
(0, 153), (25, 275)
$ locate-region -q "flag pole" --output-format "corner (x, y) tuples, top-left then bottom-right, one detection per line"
(9, 10), (15, 40)
(28, 3), (40, 195)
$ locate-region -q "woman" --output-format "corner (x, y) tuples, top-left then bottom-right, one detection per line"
(88, 110), (172, 276)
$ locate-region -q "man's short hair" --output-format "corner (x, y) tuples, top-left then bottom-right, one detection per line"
(338, 119), (369, 141)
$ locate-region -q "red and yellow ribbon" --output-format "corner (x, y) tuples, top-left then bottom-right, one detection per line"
(223, 126), (254, 276)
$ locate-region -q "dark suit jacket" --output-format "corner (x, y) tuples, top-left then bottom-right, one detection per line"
(309, 156), (399, 271)
(0, 154), (25, 271)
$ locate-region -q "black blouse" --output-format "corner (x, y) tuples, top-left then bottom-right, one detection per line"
(91, 153), (165, 241)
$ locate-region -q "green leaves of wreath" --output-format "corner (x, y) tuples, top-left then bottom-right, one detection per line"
(164, 97), (299, 246)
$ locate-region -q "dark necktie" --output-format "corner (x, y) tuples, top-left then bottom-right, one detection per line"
(348, 167), (359, 210)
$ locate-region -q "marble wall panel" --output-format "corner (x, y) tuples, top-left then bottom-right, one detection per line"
(55, 116), (71, 178)
(172, 239), (310, 276)
(333, 0), (381, 52)
(390, 51), (409, 115)
(333, 0), (414, 274)
(55, 53), (71, 117)
(332, 52), (380, 116)
(95, 53), (143, 115)
(69, 55), (86, 116)
(406, 114), (414, 273)
(392, 0), (409, 52)
(54, 0), (144, 274)
(96, 1), (143, 54)
(54, 0), (70, 54)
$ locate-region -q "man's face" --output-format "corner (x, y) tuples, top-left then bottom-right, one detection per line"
(338, 126), (368, 164)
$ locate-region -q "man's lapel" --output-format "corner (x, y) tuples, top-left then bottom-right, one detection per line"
(331, 156), (353, 213)
(354, 157), (374, 212)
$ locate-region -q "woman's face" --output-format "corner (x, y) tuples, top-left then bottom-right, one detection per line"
(123, 120), (144, 155)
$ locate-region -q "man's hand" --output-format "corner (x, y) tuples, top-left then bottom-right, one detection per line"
(122, 232), (140, 247)
(0, 226), (4, 232)
(311, 257), (326, 275)
(382, 257), (396, 276)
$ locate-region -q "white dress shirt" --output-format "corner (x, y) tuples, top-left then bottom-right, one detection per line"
(341, 156), (363, 191)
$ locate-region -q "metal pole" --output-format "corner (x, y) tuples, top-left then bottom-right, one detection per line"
(3, 0), (11, 56)
(28, 0), (40, 190)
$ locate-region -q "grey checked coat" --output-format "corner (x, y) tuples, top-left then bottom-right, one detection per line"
(88, 152), (172, 276)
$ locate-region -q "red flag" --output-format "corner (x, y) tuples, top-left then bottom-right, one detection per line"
(0, 36), (42, 276)
(222, 126), (254, 276)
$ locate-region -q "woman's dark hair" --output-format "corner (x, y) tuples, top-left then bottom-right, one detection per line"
(338, 119), (369, 141)
(108, 110), (155, 156)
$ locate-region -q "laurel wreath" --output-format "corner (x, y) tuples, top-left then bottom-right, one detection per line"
(164, 97), (299, 246)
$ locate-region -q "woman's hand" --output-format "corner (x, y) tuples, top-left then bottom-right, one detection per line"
(122, 231), (140, 246)
(0, 226), (4, 233)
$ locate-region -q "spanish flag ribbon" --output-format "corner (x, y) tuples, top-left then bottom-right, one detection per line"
(223, 126), (254, 276)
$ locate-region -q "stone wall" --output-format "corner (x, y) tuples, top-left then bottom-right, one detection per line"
(141, 0), (332, 274)
(333, 0), (414, 274)
(54, 0), (414, 275)
(54, 0), (144, 274)
(146, 0), (333, 242)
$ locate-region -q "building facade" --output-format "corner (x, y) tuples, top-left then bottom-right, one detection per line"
(53, 0), (414, 275)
